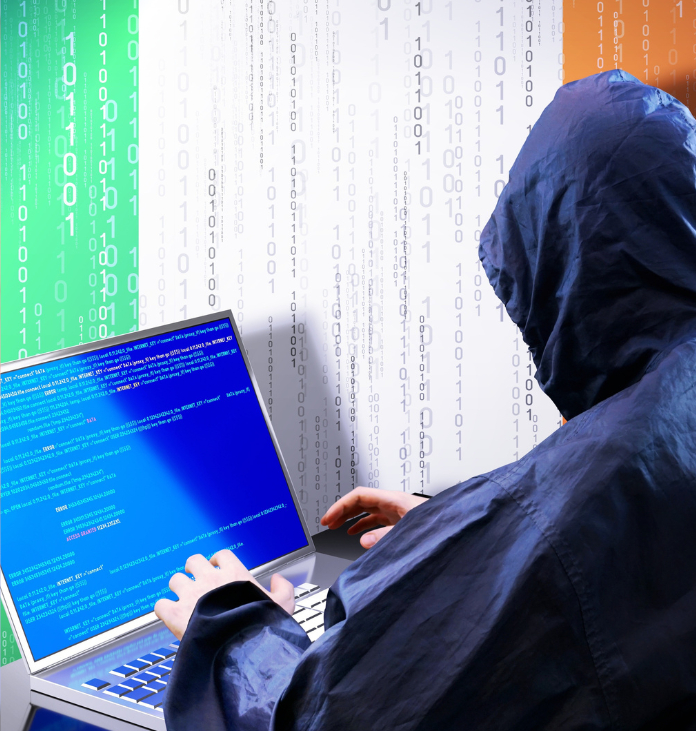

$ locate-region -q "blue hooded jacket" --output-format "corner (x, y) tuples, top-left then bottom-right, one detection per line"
(164, 71), (696, 730)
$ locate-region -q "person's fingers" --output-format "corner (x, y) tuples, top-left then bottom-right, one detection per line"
(361, 525), (393, 549)
(154, 597), (186, 640)
(209, 548), (246, 572)
(320, 490), (361, 527)
(321, 486), (383, 524)
(346, 513), (390, 535)
(321, 487), (385, 528)
(269, 573), (293, 598)
(269, 574), (295, 614)
(153, 597), (174, 621)
(185, 553), (216, 579)
(209, 549), (254, 587)
(169, 571), (192, 596)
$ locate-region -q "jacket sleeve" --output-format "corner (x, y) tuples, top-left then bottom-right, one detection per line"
(164, 476), (612, 731)
(163, 581), (311, 731)
(270, 478), (612, 731)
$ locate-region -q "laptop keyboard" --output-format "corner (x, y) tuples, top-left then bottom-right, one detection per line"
(81, 584), (328, 711)
(292, 583), (329, 642)
(82, 643), (178, 711)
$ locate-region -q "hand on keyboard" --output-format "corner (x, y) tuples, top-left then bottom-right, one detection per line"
(154, 549), (295, 640)
(320, 487), (428, 548)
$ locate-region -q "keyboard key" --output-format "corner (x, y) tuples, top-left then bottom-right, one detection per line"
(82, 678), (111, 690)
(104, 685), (134, 698)
(133, 671), (160, 684)
(171, 640), (180, 647)
(110, 665), (138, 678)
(152, 647), (176, 659)
(123, 686), (156, 704)
(297, 598), (320, 609)
(123, 659), (150, 671)
(292, 608), (320, 624)
(159, 661), (174, 672)
(138, 653), (163, 665)
(82, 678), (110, 691)
(298, 588), (329, 610)
(147, 666), (170, 679)
(143, 686), (168, 710)
(149, 679), (168, 692)
(302, 614), (324, 633)
(307, 626), (325, 642)
(119, 677), (146, 690)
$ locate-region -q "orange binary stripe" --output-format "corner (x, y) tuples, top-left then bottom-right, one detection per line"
(563, 1), (696, 115)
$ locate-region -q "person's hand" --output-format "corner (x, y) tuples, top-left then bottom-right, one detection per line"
(320, 487), (427, 549)
(153, 549), (294, 640)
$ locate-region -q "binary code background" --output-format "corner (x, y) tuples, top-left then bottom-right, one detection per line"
(135, 0), (563, 531)
(3, 0), (691, 665)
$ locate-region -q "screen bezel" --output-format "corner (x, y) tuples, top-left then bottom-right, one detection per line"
(0, 311), (315, 675)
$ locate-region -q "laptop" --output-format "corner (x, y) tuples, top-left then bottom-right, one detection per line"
(1, 311), (353, 730)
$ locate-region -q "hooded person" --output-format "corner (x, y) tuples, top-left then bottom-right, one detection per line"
(158, 70), (696, 730)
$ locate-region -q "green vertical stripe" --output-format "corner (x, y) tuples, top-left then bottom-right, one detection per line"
(1, 0), (139, 663)
(1, 0), (139, 364)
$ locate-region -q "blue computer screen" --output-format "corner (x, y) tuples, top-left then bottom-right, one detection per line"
(1, 318), (308, 661)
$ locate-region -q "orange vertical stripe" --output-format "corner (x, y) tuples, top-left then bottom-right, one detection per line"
(563, 1), (696, 115)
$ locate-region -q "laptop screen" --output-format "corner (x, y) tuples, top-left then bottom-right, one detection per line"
(1, 317), (309, 661)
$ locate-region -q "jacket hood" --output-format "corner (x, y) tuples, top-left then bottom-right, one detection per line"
(479, 70), (696, 420)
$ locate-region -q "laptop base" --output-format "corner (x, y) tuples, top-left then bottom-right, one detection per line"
(17, 552), (353, 731)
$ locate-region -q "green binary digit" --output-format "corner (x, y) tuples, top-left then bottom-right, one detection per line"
(1, 599), (21, 666)
(1, 0), (139, 365)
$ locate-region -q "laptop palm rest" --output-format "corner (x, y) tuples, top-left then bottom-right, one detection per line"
(257, 551), (353, 592)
